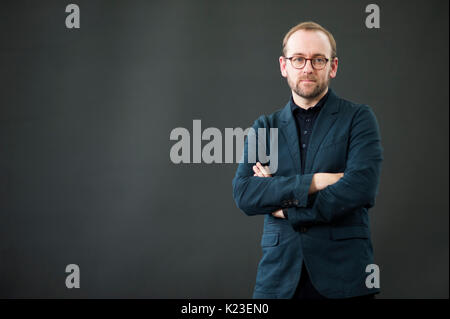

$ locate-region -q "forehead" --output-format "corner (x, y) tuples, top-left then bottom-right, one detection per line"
(285, 30), (332, 57)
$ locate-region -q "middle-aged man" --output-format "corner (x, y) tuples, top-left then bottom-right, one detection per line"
(232, 21), (383, 299)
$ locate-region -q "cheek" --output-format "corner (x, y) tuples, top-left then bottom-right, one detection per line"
(316, 73), (327, 82)
(285, 70), (295, 81)
(322, 69), (332, 80)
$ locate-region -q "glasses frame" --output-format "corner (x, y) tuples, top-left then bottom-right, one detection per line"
(284, 56), (331, 70)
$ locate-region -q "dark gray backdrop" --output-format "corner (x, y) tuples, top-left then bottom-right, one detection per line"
(0, 0), (448, 298)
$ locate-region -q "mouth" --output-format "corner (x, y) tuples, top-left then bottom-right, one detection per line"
(300, 80), (315, 83)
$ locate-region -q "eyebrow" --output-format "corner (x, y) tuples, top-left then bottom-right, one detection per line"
(290, 52), (326, 57)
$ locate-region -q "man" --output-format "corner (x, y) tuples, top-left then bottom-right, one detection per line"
(232, 21), (383, 299)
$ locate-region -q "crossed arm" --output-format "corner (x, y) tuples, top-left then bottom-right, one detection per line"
(232, 105), (383, 226)
(252, 162), (343, 218)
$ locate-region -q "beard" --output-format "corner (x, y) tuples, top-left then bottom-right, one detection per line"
(287, 74), (330, 99)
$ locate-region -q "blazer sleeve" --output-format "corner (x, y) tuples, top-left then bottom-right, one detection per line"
(232, 116), (314, 216)
(287, 105), (383, 227)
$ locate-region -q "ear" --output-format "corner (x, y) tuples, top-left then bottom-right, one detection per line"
(329, 57), (338, 79)
(279, 56), (287, 78)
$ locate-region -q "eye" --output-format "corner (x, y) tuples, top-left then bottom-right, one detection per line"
(293, 57), (305, 63)
(314, 58), (326, 64)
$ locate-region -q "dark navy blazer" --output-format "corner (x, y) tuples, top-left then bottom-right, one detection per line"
(232, 88), (383, 299)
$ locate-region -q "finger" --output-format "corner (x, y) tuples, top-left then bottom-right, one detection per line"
(256, 162), (268, 176)
(252, 165), (264, 177)
(261, 164), (271, 177)
(264, 165), (272, 176)
(257, 162), (271, 177)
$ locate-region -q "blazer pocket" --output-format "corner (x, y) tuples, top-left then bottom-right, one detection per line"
(331, 226), (370, 240)
(261, 232), (280, 247)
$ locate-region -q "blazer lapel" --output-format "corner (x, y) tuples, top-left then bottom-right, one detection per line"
(279, 102), (301, 173)
(304, 88), (340, 173)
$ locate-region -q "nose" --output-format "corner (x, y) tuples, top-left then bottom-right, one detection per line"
(302, 59), (314, 74)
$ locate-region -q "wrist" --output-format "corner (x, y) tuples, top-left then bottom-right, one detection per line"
(310, 173), (323, 194)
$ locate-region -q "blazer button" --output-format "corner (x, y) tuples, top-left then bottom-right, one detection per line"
(299, 226), (308, 233)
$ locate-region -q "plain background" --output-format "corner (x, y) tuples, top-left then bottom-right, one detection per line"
(0, 0), (448, 298)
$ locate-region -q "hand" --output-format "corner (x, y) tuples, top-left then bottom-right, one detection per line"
(252, 162), (272, 177)
(271, 209), (285, 219)
(309, 172), (344, 194)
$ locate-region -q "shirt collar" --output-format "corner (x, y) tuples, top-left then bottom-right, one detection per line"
(290, 88), (330, 115)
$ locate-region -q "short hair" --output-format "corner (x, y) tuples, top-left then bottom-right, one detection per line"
(282, 21), (337, 58)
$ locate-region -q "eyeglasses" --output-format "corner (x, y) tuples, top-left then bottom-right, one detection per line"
(284, 56), (331, 70)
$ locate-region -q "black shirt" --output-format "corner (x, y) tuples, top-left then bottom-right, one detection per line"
(290, 89), (330, 174)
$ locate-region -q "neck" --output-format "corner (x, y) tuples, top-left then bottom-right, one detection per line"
(292, 87), (329, 110)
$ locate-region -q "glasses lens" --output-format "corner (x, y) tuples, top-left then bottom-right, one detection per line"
(291, 57), (305, 68)
(312, 58), (326, 69)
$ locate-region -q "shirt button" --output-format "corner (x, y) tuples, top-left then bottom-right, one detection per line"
(304, 130), (308, 135)
(302, 144), (306, 149)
